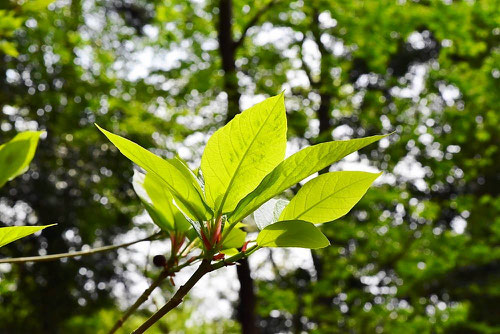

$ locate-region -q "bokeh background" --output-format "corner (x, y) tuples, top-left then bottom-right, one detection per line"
(0, 0), (499, 333)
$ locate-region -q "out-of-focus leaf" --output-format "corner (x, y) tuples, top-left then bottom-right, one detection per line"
(0, 131), (44, 188)
(0, 41), (19, 57)
(0, 224), (55, 248)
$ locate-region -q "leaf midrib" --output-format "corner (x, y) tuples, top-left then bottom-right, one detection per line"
(115, 137), (204, 220)
(292, 174), (376, 220)
(218, 96), (283, 212)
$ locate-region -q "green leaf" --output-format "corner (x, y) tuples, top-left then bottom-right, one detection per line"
(256, 220), (329, 249)
(201, 93), (287, 214)
(280, 171), (381, 223)
(230, 134), (388, 223)
(96, 125), (211, 221)
(21, 0), (54, 12)
(0, 224), (56, 248)
(253, 198), (289, 230)
(220, 248), (239, 256)
(0, 131), (44, 188)
(0, 41), (19, 57)
(222, 223), (246, 249)
(133, 171), (190, 232)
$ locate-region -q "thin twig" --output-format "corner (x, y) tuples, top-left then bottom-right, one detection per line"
(233, 0), (278, 49)
(107, 270), (169, 334)
(107, 256), (203, 333)
(132, 259), (213, 333)
(0, 232), (162, 264)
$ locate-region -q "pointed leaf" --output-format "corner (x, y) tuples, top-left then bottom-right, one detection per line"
(230, 134), (388, 223)
(133, 171), (190, 232)
(201, 93), (287, 213)
(0, 131), (44, 188)
(96, 125), (211, 221)
(257, 220), (329, 249)
(0, 224), (55, 248)
(254, 198), (289, 230)
(280, 171), (381, 223)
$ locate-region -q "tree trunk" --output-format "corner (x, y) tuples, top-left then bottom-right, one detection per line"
(218, 0), (240, 121)
(218, 1), (259, 333)
(236, 258), (259, 334)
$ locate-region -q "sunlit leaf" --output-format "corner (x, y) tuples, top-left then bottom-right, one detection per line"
(0, 224), (56, 248)
(280, 171), (381, 223)
(201, 93), (287, 214)
(256, 220), (329, 249)
(96, 125), (211, 221)
(222, 223), (246, 249)
(220, 248), (239, 256)
(132, 171), (190, 232)
(230, 134), (388, 223)
(0, 131), (44, 188)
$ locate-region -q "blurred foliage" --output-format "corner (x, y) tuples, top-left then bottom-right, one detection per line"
(62, 304), (240, 334)
(0, 0), (498, 333)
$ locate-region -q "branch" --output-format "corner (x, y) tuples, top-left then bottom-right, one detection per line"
(233, 0), (277, 50)
(107, 270), (169, 334)
(107, 256), (201, 334)
(311, 7), (329, 57)
(298, 37), (315, 87)
(132, 259), (213, 333)
(0, 232), (162, 264)
(132, 245), (260, 333)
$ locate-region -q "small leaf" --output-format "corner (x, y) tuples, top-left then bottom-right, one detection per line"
(222, 223), (246, 249)
(0, 131), (44, 188)
(280, 171), (381, 223)
(96, 125), (211, 221)
(133, 171), (190, 232)
(220, 248), (239, 256)
(230, 134), (388, 223)
(201, 93), (287, 213)
(256, 220), (329, 249)
(253, 198), (289, 230)
(0, 224), (56, 248)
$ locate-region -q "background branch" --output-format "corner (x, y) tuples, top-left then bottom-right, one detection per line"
(0, 232), (162, 264)
(107, 269), (170, 334)
(107, 256), (202, 333)
(233, 0), (278, 50)
(133, 246), (260, 333)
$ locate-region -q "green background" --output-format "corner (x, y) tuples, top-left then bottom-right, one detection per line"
(0, 0), (498, 333)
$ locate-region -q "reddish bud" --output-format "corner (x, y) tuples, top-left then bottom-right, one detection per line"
(213, 253), (225, 261)
(211, 216), (223, 245)
(200, 230), (212, 250)
(241, 241), (250, 252)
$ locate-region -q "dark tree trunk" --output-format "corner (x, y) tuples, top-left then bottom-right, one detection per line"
(236, 258), (259, 334)
(217, 1), (259, 333)
(309, 6), (334, 283)
(218, 0), (240, 121)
